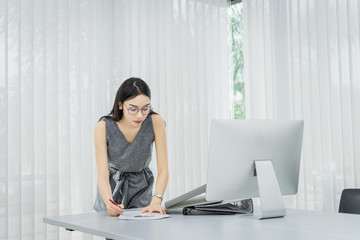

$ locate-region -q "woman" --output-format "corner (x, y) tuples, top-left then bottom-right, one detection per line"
(93, 78), (169, 216)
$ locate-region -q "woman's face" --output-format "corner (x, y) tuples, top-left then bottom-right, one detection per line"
(120, 94), (151, 127)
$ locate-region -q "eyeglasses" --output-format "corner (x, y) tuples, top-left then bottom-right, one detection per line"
(124, 104), (152, 115)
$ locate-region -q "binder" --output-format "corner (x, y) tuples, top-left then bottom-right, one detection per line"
(164, 184), (207, 209)
(182, 199), (253, 215)
(165, 184), (253, 215)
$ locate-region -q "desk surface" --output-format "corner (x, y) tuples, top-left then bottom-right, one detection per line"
(44, 209), (360, 240)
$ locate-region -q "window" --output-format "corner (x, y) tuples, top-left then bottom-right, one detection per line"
(229, 2), (245, 119)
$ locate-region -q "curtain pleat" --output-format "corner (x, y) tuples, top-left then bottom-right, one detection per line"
(0, 0), (8, 238)
(244, 0), (360, 212)
(0, 0), (229, 239)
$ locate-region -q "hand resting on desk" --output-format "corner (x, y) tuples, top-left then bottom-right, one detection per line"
(141, 203), (169, 215)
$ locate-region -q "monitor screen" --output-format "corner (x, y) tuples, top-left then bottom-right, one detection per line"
(205, 119), (304, 218)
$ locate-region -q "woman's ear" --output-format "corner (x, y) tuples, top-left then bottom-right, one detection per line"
(118, 102), (123, 110)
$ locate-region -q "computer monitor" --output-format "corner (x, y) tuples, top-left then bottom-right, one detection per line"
(205, 119), (304, 219)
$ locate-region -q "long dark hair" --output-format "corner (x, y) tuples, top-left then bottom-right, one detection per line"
(101, 77), (156, 121)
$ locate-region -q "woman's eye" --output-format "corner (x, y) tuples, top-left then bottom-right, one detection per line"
(129, 108), (137, 112)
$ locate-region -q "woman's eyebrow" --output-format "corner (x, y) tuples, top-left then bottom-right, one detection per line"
(129, 103), (150, 108)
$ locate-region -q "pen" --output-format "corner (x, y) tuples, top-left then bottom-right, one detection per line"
(109, 199), (121, 208)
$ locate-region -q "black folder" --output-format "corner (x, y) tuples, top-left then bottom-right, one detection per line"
(182, 199), (253, 215)
(165, 184), (253, 215)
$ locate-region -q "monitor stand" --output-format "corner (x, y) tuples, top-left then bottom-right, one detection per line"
(254, 159), (286, 219)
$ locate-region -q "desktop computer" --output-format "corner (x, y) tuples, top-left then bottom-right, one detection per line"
(206, 119), (304, 219)
(165, 119), (304, 219)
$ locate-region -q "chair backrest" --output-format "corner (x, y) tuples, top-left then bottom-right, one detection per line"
(339, 189), (360, 214)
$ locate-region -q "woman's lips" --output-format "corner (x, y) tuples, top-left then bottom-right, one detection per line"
(134, 120), (142, 124)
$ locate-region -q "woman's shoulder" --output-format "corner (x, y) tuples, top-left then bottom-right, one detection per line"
(95, 119), (106, 131)
(150, 113), (166, 129)
(95, 116), (113, 130)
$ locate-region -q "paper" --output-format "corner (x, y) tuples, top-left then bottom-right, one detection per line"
(118, 211), (170, 220)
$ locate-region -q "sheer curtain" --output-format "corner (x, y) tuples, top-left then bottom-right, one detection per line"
(243, 0), (360, 212)
(0, 0), (229, 239)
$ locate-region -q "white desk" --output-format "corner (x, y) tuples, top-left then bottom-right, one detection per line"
(43, 209), (360, 240)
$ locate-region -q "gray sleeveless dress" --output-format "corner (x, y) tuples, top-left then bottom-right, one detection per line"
(93, 114), (155, 211)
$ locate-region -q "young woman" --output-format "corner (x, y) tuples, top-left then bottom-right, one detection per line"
(93, 78), (169, 216)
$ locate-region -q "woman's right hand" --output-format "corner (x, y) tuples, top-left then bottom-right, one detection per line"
(106, 201), (125, 216)
(95, 121), (125, 216)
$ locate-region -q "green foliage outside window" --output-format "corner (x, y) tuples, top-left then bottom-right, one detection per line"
(230, 3), (245, 119)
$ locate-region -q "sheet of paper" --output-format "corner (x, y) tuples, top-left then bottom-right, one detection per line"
(118, 211), (170, 220)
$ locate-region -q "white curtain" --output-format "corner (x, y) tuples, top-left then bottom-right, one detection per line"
(244, 0), (360, 212)
(0, 0), (229, 239)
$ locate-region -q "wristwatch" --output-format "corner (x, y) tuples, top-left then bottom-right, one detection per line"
(153, 193), (163, 200)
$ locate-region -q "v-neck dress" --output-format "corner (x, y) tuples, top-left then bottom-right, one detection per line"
(93, 114), (155, 211)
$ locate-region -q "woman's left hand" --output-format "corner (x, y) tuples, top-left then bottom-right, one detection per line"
(140, 203), (168, 215)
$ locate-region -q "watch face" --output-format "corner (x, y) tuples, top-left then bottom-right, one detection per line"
(154, 193), (163, 199)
